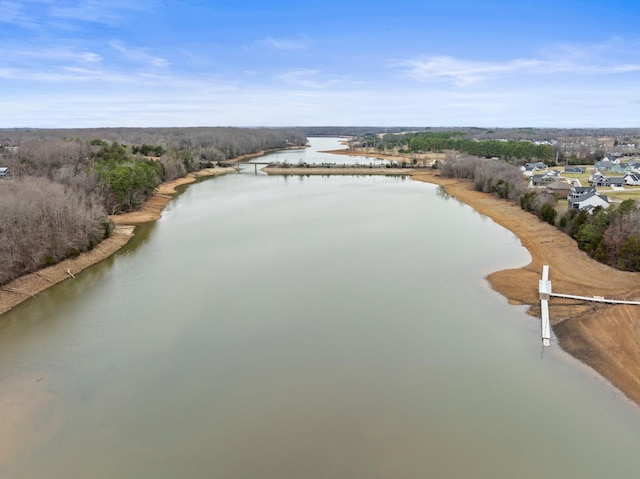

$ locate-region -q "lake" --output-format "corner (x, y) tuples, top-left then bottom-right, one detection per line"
(1, 138), (639, 478)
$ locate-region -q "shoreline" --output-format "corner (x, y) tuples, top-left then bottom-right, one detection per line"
(330, 147), (640, 406)
(1, 149), (640, 408)
(0, 146), (289, 314)
(0, 166), (236, 315)
(411, 170), (640, 407)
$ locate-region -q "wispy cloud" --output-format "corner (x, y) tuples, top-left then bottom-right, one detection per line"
(256, 36), (309, 51)
(0, 46), (103, 64)
(0, 0), (46, 28)
(0, 0), (23, 23)
(394, 56), (547, 85)
(395, 40), (640, 86)
(276, 69), (341, 89)
(110, 41), (170, 68)
(49, 0), (156, 25)
(0, 0), (155, 29)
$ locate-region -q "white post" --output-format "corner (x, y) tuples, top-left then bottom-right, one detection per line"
(539, 265), (552, 347)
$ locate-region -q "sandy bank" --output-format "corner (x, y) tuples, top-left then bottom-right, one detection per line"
(409, 169), (640, 406)
(326, 147), (640, 406)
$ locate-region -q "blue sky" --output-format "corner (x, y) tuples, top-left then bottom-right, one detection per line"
(1, 0), (640, 128)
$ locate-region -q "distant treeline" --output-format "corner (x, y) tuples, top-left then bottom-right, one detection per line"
(298, 126), (430, 137)
(283, 126), (640, 143)
(0, 127), (307, 285)
(439, 154), (640, 271)
(363, 131), (556, 162)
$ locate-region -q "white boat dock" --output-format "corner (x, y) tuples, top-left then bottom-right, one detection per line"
(538, 265), (640, 347)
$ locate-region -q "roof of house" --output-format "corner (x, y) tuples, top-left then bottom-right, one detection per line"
(546, 180), (572, 191)
(572, 186), (596, 195)
(569, 191), (610, 208)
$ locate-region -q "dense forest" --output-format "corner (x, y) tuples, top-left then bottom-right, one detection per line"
(438, 154), (640, 271)
(0, 127), (307, 285)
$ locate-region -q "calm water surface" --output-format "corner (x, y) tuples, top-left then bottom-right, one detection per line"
(1, 138), (639, 478)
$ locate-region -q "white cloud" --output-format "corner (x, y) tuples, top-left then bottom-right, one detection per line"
(395, 40), (640, 86)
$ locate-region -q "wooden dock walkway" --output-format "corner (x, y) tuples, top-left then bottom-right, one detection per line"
(538, 265), (640, 347)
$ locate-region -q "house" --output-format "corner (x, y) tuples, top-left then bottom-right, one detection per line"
(568, 189), (610, 211)
(624, 173), (640, 186)
(564, 166), (585, 173)
(524, 161), (547, 171)
(588, 171), (606, 185)
(0, 167), (8, 177)
(591, 175), (625, 187)
(568, 186), (596, 201)
(611, 163), (630, 173)
(608, 177), (626, 188)
(594, 159), (612, 171)
(530, 173), (557, 187)
(521, 162), (547, 177)
(545, 179), (572, 196)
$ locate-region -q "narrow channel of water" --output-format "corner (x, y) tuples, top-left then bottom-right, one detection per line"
(1, 138), (639, 478)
